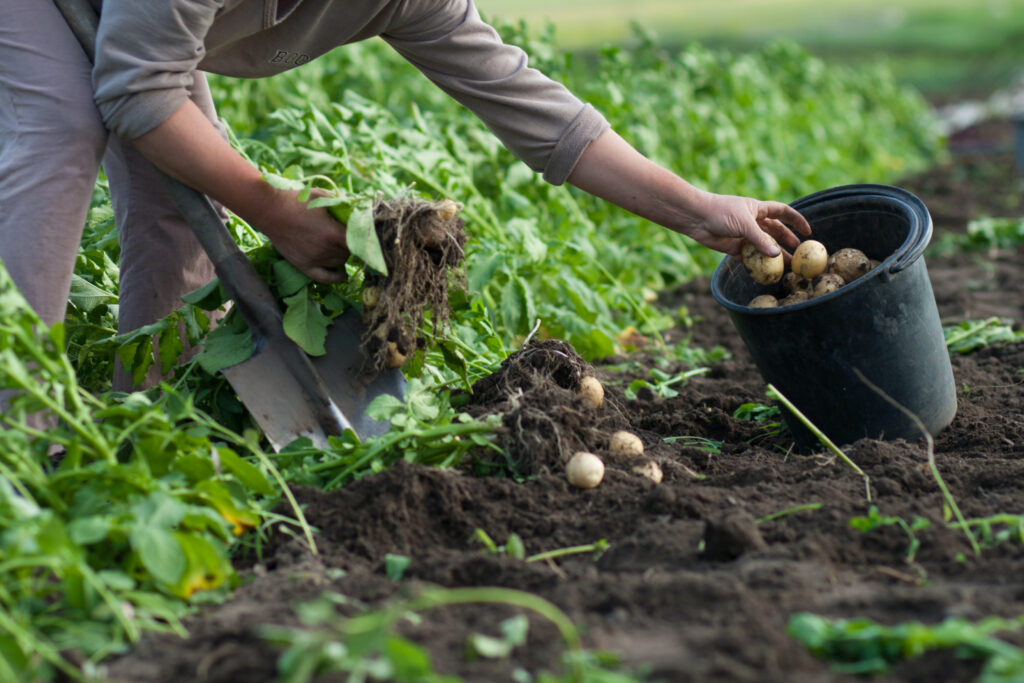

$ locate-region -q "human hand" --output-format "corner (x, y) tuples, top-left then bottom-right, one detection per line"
(249, 187), (350, 284)
(682, 190), (812, 261)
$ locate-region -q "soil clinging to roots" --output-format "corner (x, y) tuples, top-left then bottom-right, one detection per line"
(361, 197), (467, 374)
(462, 339), (638, 477)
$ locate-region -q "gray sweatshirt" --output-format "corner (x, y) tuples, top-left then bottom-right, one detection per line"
(92, 0), (609, 185)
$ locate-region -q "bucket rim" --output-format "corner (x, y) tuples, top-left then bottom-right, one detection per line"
(711, 183), (932, 313)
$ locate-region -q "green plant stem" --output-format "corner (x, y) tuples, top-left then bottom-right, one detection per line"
(852, 369), (979, 556)
(526, 539), (608, 563)
(0, 354), (116, 463)
(767, 383), (871, 502)
(756, 503), (823, 524)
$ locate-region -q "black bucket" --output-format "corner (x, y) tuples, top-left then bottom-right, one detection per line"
(710, 184), (957, 448)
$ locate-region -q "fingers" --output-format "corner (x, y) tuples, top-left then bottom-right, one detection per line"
(764, 201), (812, 236)
(746, 202), (812, 258)
(759, 218), (800, 250)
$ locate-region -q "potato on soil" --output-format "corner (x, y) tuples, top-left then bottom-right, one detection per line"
(827, 248), (870, 283)
(632, 459), (663, 484)
(791, 240), (828, 279)
(578, 376), (604, 410)
(811, 272), (844, 298)
(741, 239), (784, 285)
(748, 294), (778, 308)
(566, 452), (604, 489)
(779, 290), (810, 306)
(609, 430), (644, 457)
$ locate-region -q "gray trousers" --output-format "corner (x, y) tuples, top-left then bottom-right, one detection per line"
(0, 0), (220, 391)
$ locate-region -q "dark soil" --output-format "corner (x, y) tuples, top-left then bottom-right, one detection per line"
(106, 119), (1024, 683)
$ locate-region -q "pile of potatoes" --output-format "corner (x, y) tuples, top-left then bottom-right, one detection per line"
(741, 239), (879, 308)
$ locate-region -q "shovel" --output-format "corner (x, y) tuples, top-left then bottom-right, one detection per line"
(54, 0), (406, 450)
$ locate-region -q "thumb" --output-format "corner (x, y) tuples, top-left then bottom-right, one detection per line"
(745, 227), (781, 257)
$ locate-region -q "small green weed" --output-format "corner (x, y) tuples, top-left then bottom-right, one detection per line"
(473, 529), (609, 563)
(788, 612), (1024, 680)
(944, 317), (1024, 354)
(262, 587), (647, 683)
(663, 435), (723, 453)
(849, 506), (931, 564)
(624, 367), (708, 400)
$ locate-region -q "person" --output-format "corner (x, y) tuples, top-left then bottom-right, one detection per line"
(0, 0), (810, 392)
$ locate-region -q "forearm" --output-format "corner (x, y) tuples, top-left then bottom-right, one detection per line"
(568, 129), (809, 257)
(130, 100), (350, 283)
(567, 129), (708, 235)
(130, 100), (274, 230)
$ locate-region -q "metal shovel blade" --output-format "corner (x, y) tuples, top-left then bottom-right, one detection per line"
(222, 309), (406, 451)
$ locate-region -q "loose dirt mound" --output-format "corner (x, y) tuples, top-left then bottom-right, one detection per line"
(106, 122), (1024, 683)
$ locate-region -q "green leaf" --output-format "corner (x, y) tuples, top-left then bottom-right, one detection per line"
(384, 553), (411, 581)
(385, 636), (433, 679)
(68, 516), (111, 545)
(196, 323), (254, 374)
(68, 275), (115, 313)
(365, 394), (405, 422)
(505, 533), (525, 560)
(181, 278), (227, 310)
(263, 170), (306, 191)
(273, 260), (312, 298)
(467, 632), (516, 659)
(346, 200), (388, 275)
(134, 527), (186, 586)
(158, 323), (185, 374)
(282, 287), (331, 356)
(216, 448), (276, 496)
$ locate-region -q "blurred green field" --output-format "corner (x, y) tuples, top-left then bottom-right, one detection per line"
(477, 0), (1024, 95)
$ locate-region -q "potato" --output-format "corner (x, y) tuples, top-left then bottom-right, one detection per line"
(632, 459), (663, 484)
(781, 272), (812, 295)
(434, 199), (462, 221)
(566, 452), (604, 489)
(362, 286), (381, 309)
(811, 272), (844, 298)
(748, 294), (779, 308)
(609, 430), (644, 457)
(791, 240), (828, 279)
(828, 248), (870, 283)
(741, 239), (784, 285)
(384, 341), (408, 369)
(578, 376), (604, 410)
(869, 259), (882, 271)
(779, 290), (810, 306)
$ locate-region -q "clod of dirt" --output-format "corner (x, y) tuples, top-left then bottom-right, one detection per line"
(701, 510), (767, 561)
(462, 339), (628, 477)
(361, 197), (467, 374)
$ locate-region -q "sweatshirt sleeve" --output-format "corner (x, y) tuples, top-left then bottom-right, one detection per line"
(381, 0), (609, 185)
(92, 0), (223, 140)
